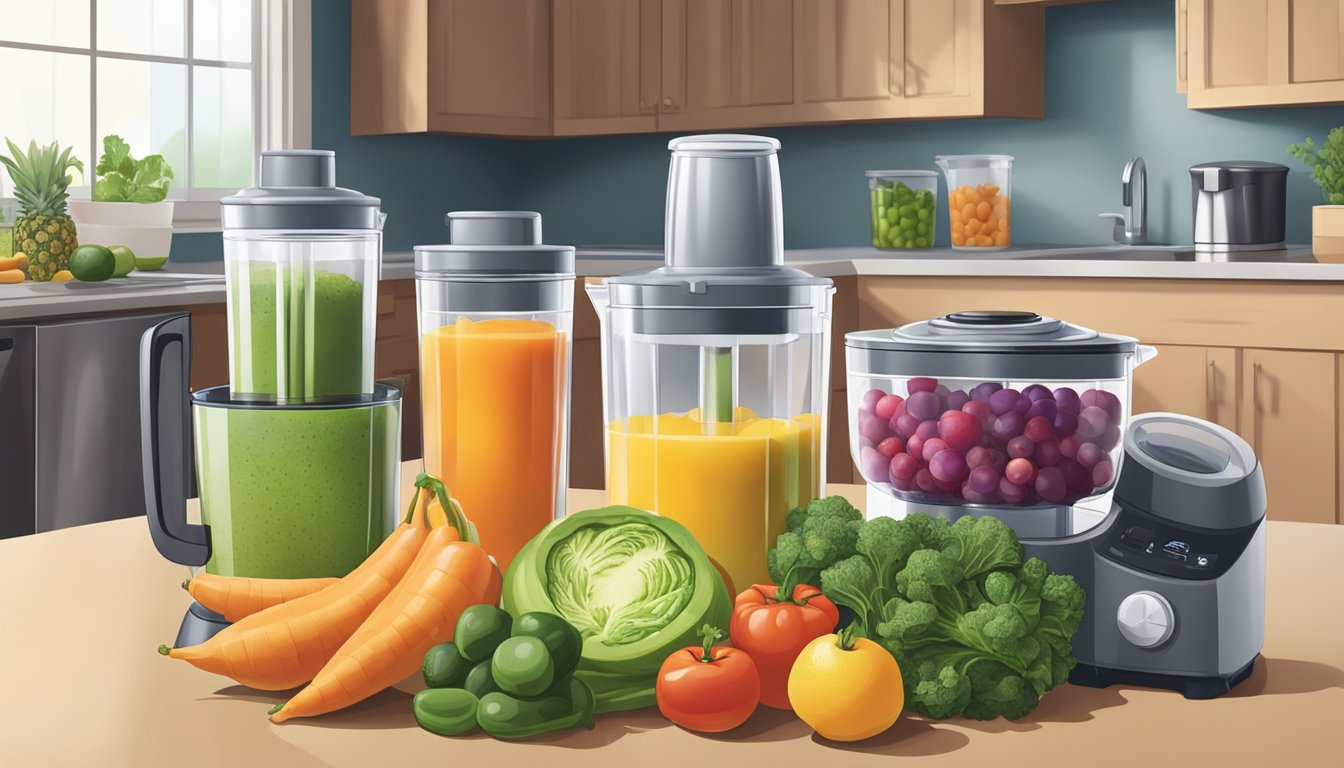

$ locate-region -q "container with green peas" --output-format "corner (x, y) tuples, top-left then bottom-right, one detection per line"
(867, 170), (938, 249)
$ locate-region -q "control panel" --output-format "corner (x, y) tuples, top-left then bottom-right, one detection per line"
(1097, 503), (1256, 580)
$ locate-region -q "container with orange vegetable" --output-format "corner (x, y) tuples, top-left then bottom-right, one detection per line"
(935, 154), (1013, 250)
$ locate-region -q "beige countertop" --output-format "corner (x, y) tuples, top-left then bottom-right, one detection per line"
(2, 464), (1340, 767)
(4, 244), (1342, 323)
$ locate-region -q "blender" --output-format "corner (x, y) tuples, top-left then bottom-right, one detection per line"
(414, 211), (575, 573)
(846, 313), (1267, 698)
(141, 150), (402, 646)
(588, 135), (834, 591)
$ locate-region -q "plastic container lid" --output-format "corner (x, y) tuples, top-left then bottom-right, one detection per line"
(220, 150), (382, 230)
(935, 154), (1014, 169)
(846, 311), (1145, 379)
(1114, 412), (1265, 530)
(866, 170), (938, 178)
(414, 211), (575, 277)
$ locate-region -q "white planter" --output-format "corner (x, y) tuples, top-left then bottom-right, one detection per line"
(74, 223), (173, 260)
(1312, 204), (1344, 263)
(69, 200), (174, 227)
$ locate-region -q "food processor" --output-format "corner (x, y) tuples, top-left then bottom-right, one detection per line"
(588, 135), (834, 591)
(847, 312), (1267, 698)
(142, 150), (401, 646)
(414, 211), (575, 573)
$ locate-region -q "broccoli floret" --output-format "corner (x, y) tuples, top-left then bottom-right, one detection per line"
(855, 515), (923, 584)
(894, 549), (965, 605)
(942, 515), (1024, 579)
(819, 554), (878, 628)
(766, 496), (862, 584)
(963, 660), (1037, 721)
(896, 649), (972, 720)
(875, 598), (939, 645)
(1039, 573), (1087, 637)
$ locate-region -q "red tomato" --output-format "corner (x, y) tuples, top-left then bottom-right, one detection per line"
(656, 626), (760, 733)
(729, 583), (840, 710)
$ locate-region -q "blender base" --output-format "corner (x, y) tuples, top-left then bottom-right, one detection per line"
(174, 602), (231, 647)
(1068, 656), (1257, 700)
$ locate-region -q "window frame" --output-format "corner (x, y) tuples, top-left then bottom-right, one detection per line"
(0, 0), (311, 232)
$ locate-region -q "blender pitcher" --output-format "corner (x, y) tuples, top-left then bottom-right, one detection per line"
(414, 212), (575, 573)
(588, 135), (834, 591)
(220, 150), (383, 403)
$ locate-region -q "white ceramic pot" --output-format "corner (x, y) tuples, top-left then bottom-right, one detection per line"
(1312, 204), (1344, 262)
(69, 200), (174, 227)
(75, 223), (173, 260)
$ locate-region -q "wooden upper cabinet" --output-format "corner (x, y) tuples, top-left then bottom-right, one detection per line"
(427, 0), (552, 135)
(795, 0), (904, 122)
(553, 0), (661, 135)
(658, 0), (798, 131)
(1182, 0), (1344, 107)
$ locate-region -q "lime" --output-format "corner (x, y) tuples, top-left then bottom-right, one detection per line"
(110, 245), (136, 277)
(135, 255), (169, 271)
(69, 244), (116, 282)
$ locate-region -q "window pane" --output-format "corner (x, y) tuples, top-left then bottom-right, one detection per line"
(194, 0), (251, 63)
(0, 48), (91, 193)
(96, 59), (187, 197)
(193, 65), (250, 188)
(96, 0), (185, 58)
(0, 0), (91, 48)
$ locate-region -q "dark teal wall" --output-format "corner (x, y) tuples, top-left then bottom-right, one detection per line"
(173, 0), (1344, 261)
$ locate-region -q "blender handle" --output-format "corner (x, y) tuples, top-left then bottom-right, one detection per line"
(140, 313), (211, 567)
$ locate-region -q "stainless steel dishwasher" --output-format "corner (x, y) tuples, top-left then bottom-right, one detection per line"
(0, 311), (193, 538)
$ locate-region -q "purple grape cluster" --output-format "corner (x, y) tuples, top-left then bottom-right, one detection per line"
(855, 377), (1124, 507)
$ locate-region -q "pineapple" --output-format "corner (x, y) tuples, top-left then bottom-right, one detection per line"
(0, 140), (82, 282)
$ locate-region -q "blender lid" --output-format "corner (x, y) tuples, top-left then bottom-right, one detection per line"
(190, 382), (402, 409)
(846, 311), (1142, 379)
(220, 150), (382, 230)
(1114, 412), (1265, 530)
(415, 211), (575, 277)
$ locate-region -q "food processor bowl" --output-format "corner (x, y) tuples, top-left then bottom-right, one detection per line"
(846, 311), (1155, 535)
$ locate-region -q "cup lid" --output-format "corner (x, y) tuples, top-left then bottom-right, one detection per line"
(866, 170), (938, 178)
(220, 150), (382, 230)
(414, 211), (575, 277)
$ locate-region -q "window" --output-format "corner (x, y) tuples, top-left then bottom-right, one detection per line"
(0, 0), (310, 229)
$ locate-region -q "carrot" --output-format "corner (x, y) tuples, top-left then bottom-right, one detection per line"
(159, 493), (431, 690)
(184, 574), (340, 623)
(269, 474), (499, 723)
(0, 269), (24, 284)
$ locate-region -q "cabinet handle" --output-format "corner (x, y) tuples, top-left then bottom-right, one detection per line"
(1250, 361), (1262, 454)
(662, 96), (677, 112)
(1207, 358), (1216, 420)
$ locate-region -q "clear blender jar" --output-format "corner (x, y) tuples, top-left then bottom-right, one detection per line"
(588, 135), (834, 591)
(220, 150), (383, 403)
(846, 311), (1156, 538)
(415, 212), (575, 573)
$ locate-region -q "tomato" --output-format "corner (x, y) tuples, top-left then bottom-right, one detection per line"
(655, 626), (760, 733)
(788, 625), (904, 742)
(729, 583), (839, 710)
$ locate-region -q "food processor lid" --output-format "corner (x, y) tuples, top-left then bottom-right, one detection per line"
(1189, 160), (1289, 174)
(667, 134), (780, 157)
(846, 311), (1141, 379)
(1114, 412), (1265, 530)
(220, 150), (382, 230)
(414, 211), (575, 277)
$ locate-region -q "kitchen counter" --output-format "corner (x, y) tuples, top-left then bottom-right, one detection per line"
(4, 245), (1342, 323)
(2, 463), (1340, 767)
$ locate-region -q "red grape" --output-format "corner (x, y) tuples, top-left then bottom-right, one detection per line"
(906, 391), (941, 420)
(908, 377), (938, 394)
(1077, 406), (1109, 440)
(989, 388), (1020, 416)
(971, 382), (1003, 402)
(915, 468), (937, 492)
(877, 436), (905, 458)
(890, 452), (919, 480)
(906, 434), (925, 458)
(1026, 397), (1057, 422)
(968, 464), (1000, 494)
(1035, 466), (1067, 503)
(1053, 411), (1079, 438)
(1082, 388), (1122, 422)
(896, 413), (921, 438)
(862, 388), (885, 412)
(1097, 423), (1122, 451)
(1034, 438), (1062, 467)
(1053, 386), (1081, 414)
(1092, 457), (1115, 487)
(860, 446), (889, 482)
(993, 411), (1026, 440)
(1007, 435), (1035, 459)
(1023, 384), (1053, 401)
(916, 420), (940, 440)
(922, 437), (950, 462)
(1024, 415), (1053, 442)
(930, 449), (969, 483)
(858, 412), (890, 443)
(1005, 457), (1036, 485)
(962, 400), (993, 425)
(934, 384), (951, 402)
(892, 474), (915, 491)
(1075, 441), (1104, 469)
(946, 389), (970, 411)
(875, 394), (904, 421)
(1059, 434), (1081, 458)
(966, 446), (994, 469)
(1057, 457), (1093, 493)
(999, 476), (1029, 502)
(938, 410), (984, 450)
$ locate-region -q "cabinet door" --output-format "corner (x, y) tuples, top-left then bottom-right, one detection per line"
(554, 0), (661, 135)
(901, 0), (984, 117)
(1240, 349), (1337, 524)
(1132, 344), (1238, 432)
(427, 0), (552, 135)
(659, 0), (798, 130)
(795, 0), (904, 122)
(1187, 0), (1344, 108)
(351, 0), (428, 135)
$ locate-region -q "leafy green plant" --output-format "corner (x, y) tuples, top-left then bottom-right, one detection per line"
(93, 135), (174, 203)
(1288, 126), (1344, 204)
(769, 501), (1087, 721)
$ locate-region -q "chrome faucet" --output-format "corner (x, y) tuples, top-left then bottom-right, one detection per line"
(1099, 156), (1148, 245)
